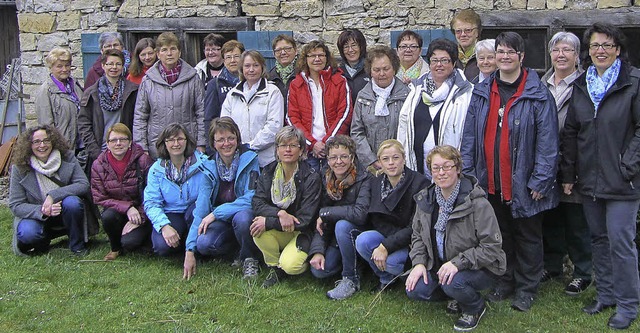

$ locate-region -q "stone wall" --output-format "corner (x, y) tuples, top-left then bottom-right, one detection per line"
(14, 0), (640, 123)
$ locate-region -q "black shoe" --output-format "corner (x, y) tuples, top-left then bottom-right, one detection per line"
(262, 267), (286, 288)
(511, 294), (534, 312)
(486, 287), (514, 303)
(608, 312), (635, 330)
(540, 269), (560, 282)
(582, 300), (616, 315)
(564, 278), (592, 296)
(72, 248), (89, 257)
(454, 303), (486, 332)
(446, 299), (461, 315)
(371, 280), (397, 294)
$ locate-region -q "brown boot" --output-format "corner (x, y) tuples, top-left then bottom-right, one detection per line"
(103, 251), (120, 261)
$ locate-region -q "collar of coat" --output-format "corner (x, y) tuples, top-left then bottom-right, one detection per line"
(415, 174), (486, 220)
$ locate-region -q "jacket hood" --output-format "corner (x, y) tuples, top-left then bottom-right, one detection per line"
(228, 77), (268, 99)
(144, 59), (198, 86)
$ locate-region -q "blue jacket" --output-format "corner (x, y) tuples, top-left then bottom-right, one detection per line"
(203, 67), (240, 137)
(144, 151), (207, 232)
(461, 69), (559, 218)
(186, 146), (260, 252)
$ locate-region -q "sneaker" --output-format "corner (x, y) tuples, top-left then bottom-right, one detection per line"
(446, 299), (461, 315)
(564, 278), (592, 296)
(327, 277), (360, 300)
(72, 248), (90, 257)
(242, 258), (259, 279)
(231, 258), (243, 268)
(486, 287), (514, 303)
(454, 303), (486, 332)
(511, 294), (534, 312)
(262, 267), (286, 288)
(540, 269), (560, 283)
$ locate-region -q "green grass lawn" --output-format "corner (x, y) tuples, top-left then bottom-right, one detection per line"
(0, 205), (632, 333)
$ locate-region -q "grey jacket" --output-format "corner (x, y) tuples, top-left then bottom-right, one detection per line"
(350, 80), (409, 167)
(34, 78), (84, 147)
(410, 175), (506, 276)
(133, 59), (205, 158)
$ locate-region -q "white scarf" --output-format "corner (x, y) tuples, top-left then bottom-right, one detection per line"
(371, 78), (395, 116)
(30, 149), (62, 200)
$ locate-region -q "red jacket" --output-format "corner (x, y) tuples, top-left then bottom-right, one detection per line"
(286, 67), (352, 149)
(90, 143), (154, 220)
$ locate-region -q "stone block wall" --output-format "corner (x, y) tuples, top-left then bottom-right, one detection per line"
(14, 0), (640, 123)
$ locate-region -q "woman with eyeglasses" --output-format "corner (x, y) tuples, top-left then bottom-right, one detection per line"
(397, 38), (473, 178)
(195, 33), (226, 88)
(355, 139), (429, 292)
(79, 49), (139, 164)
(144, 123), (206, 257)
(561, 22), (640, 330)
(472, 39), (497, 84)
(9, 125), (94, 256)
(395, 30), (430, 83)
(251, 126), (322, 288)
(183, 117), (261, 280)
(268, 34), (297, 114)
(90, 123), (154, 261)
(287, 40), (352, 171)
(337, 29), (369, 103)
(221, 50), (284, 168)
(85, 32), (131, 89)
(127, 38), (157, 85)
(309, 135), (371, 300)
(451, 9), (481, 81)
(406, 145), (505, 332)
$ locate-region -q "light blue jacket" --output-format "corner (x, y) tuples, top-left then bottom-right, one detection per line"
(144, 151), (207, 232)
(186, 146), (260, 252)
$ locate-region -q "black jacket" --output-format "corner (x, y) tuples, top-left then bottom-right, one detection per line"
(252, 161), (322, 252)
(561, 64), (640, 200)
(308, 165), (372, 256)
(267, 66), (295, 116)
(367, 166), (429, 253)
(340, 63), (369, 106)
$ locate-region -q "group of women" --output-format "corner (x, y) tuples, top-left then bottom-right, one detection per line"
(8, 12), (640, 331)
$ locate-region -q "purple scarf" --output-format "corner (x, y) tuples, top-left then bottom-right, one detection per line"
(50, 74), (80, 108)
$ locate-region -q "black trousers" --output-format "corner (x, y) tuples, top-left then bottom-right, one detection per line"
(102, 208), (151, 252)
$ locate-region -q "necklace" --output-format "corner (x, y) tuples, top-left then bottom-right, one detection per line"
(498, 105), (505, 128)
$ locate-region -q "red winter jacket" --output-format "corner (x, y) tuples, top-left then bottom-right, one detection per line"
(90, 143), (154, 220)
(286, 67), (352, 149)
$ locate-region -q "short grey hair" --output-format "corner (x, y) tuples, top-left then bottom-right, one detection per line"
(274, 126), (307, 160)
(548, 31), (581, 66)
(99, 32), (124, 49)
(475, 39), (495, 54)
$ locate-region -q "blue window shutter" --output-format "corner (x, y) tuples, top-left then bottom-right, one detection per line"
(390, 29), (456, 59)
(81, 33), (101, 79)
(237, 31), (293, 70)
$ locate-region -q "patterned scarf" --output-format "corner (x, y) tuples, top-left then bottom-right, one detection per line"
(97, 75), (125, 112)
(216, 150), (240, 182)
(159, 60), (182, 85)
(458, 44), (475, 67)
(165, 155), (193, 186)
(50, 74), (80, 109)
(325, 164), (357, 201)
(271, 162), (298, 209)
(371, 78), (395, 116)
(434, 179), (461, 260)
(398, 58), (424, 81)
(275, 58), (296, 85)
(586, 58), (620, 113)
(421, 73), (454, 106)
(30, 149), (62, 200)
(380, 171), (406, 201)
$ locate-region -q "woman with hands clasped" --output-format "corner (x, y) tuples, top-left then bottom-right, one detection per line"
(144, 124), (206, 257)
(183, 117), (261, 280)
(405, 145), (505, 332)
(308, 135), (371, 300)
(251, 126), (322, 288)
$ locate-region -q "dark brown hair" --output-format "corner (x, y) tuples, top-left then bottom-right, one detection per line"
(155, 123), (196, 160)
(295, 40), (338, 75)
(365, 45), (401, 75)
(12, 125), (71, 170)
(208, 116), (242, 149)
(129, 37), (156, 77)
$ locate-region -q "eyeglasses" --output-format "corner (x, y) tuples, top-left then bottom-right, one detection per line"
(224, 54), (241, 61)
(274, 46), (294, 53)
(496, 50), (521, 57)
(398, 45), (420, 51)
(204, 47), (222, 53)
(277, 144), (301, 150)
(31, 138), (52, 146)
(306, 53), (327, 59)
(165, 137), (187, 144)
(102, 43), (122, 49)
(107, 137), (130, 144)
(327, 154), (352, 163)
(104, 62), (123, 68)
(454, 27), (477, 36)
(214, 136), (237, 144)
(431, 164), (456, 173)
(343, 43), (360, 51)
(551, 48), (575, 55)
(589, 43), (617, 51)
(430, 58), (452, 65)
(477, 55), (496, 62)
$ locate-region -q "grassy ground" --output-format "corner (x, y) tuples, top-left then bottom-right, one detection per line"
(0, 206), (634, 333)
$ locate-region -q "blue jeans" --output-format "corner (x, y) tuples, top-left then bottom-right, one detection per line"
(355, 230), (408, 285)
(16, 196), (85, 252)
(407, 269), (496, 314)
(305, 154), (326, 172)
(196, 209), (258, 260)
(582, 198), (640, 319)
(310, 220), (364, 281)
(151, 203), (195, 257)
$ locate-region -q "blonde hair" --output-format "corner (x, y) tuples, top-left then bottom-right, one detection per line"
(426, 145), (462, 176)
(45, 47), (72, 69)
(376, 139), (405, 158)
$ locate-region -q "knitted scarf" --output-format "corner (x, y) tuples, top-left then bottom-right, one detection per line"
(371, 78), (395, 116)
(97, 75), (125, 112)
(30, 149), (62, 200)
(434, 180), (461, 260)
(216, 150), (240, 182)
(586, 58), (620, 113)
(325, 164), (357, 201)
(271, 162), (298, 209)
